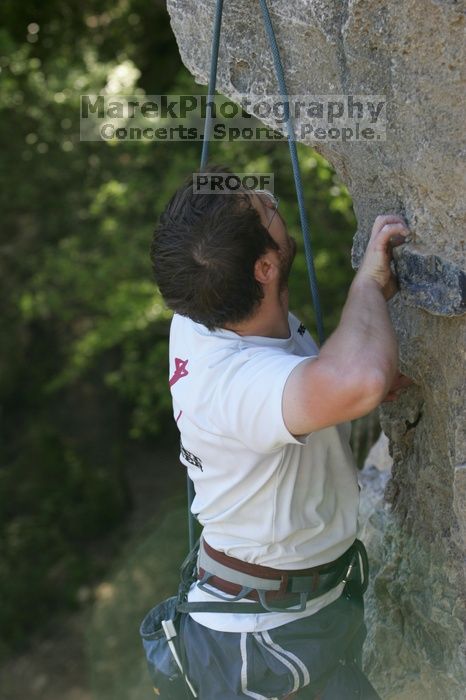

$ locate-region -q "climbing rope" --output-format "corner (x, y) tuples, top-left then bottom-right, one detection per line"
(200, 0), (325, 343)
(258, 0), (325, 346)
(189, 0), (326, 549)
(200, 0), (224, 171)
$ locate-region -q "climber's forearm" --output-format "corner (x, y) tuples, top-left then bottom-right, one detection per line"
(319, 276), (399, 398)
(282, 215), (408, 434)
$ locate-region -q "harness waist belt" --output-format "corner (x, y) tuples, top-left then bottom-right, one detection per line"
(197, 538), (358, 612)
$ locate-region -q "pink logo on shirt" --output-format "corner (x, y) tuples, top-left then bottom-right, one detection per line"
(169, 357), (189, 387)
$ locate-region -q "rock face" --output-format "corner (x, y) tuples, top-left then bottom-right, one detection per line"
(166, 0), (466, 697)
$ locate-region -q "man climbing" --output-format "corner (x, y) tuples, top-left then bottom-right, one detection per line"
(149, 171), (411, 699)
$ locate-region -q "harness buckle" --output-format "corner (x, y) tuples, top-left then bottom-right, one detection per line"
(257, 589), (308, 613)
(197, 569), (255, 602)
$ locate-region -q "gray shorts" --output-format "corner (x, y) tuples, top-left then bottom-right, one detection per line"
(180, 584), (381, 699)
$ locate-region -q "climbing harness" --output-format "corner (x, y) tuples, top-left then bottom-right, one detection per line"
(192, 536), (368, 613)
(140, 537), (369, 698)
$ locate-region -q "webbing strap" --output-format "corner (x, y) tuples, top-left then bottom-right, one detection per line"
(176, 540), (366, 615)
(198, 544), (283, 591)
(177, 599), (278, 614)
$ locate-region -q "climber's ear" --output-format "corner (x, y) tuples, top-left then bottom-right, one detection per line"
(254, 249), (280, 285)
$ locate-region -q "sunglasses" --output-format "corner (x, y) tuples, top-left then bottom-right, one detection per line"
(253, 189), (280, 231)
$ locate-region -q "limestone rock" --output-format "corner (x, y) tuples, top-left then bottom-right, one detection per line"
(167, 1), (466, 697)
(358, 433), (391, 550)
(365, 431), (393, 473)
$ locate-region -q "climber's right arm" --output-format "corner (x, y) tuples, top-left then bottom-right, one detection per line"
(282, 214), (410, 436)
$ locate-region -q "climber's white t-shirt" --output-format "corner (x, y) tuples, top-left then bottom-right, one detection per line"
(168, 311), (360, 632)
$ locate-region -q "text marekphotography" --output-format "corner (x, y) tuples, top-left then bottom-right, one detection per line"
(80, 94), (387, 143)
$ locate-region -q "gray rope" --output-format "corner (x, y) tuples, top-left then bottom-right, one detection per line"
(200, 0), (225, 170)
(199, 0), (325, 342)
(189, 0), (226, 552)
(258, 0), (325, 345)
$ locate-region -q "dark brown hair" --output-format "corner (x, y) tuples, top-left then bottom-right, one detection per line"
(150, 167), (279, 330)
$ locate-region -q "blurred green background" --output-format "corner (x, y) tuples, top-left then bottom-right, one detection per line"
(0, 0), (377, 681)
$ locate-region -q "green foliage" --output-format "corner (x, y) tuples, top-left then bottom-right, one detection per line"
(0, 425), (127, 657)
(88, 503), (188, 700)
(0, 0), (357, 655)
